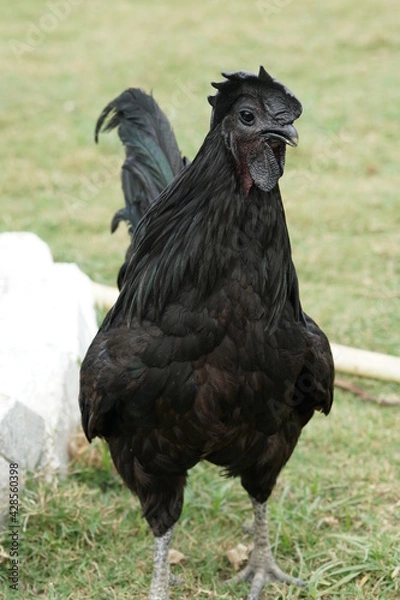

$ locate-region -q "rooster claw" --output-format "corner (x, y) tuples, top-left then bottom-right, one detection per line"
(225, 561), (306, 600)
(169, 573), (185, 587)
(242, 523), (254, 536)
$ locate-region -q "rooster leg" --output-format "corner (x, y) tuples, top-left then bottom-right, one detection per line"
(227, 498), (305, 599)
(148, 527), (174, 600)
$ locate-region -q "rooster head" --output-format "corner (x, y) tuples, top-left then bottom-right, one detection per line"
(208, 66), (302, 194)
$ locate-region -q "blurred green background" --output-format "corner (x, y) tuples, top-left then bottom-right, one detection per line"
(1, 1), (399, 598)
(1, 0), (399, 354)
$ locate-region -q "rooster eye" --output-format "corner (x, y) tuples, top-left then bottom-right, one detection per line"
(239, 110), (255, 125)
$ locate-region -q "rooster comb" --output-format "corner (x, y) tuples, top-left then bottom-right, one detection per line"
(208, 66), (302, 128)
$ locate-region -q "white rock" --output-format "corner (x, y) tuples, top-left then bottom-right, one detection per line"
(0, 393), (46, 470)
(0, 232), (98, 514)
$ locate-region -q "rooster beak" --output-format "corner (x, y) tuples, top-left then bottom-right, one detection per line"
(262, 123), (299, 147)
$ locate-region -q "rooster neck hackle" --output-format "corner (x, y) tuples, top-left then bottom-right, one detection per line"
(106, 126), (294, 331)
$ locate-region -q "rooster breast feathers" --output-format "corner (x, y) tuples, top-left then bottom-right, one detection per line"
(81, 280), (332, 454)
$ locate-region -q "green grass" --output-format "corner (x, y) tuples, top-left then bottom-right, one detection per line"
(1, 395), (399, 599)
(1, 0), (400, 598)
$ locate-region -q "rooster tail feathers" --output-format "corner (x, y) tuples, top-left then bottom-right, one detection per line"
(95, 88), (186, 232)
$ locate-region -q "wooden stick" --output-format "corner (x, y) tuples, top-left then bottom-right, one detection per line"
(91, 281), (119, 310)
(330, 343), (400, 384)
(91, 281), (400, 385)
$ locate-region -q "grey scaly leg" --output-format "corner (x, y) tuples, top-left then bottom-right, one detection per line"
(148, 527), (174, 600)
(228, 497), (306, 599)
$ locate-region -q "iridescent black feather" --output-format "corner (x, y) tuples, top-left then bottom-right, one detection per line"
(95, 89), (188, 286)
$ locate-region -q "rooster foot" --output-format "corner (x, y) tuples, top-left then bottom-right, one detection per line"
(226, 554), (306, 600)
(225, 497), (306, 599)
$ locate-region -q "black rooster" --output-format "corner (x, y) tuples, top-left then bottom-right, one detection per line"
(80, 66), (334, 600)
